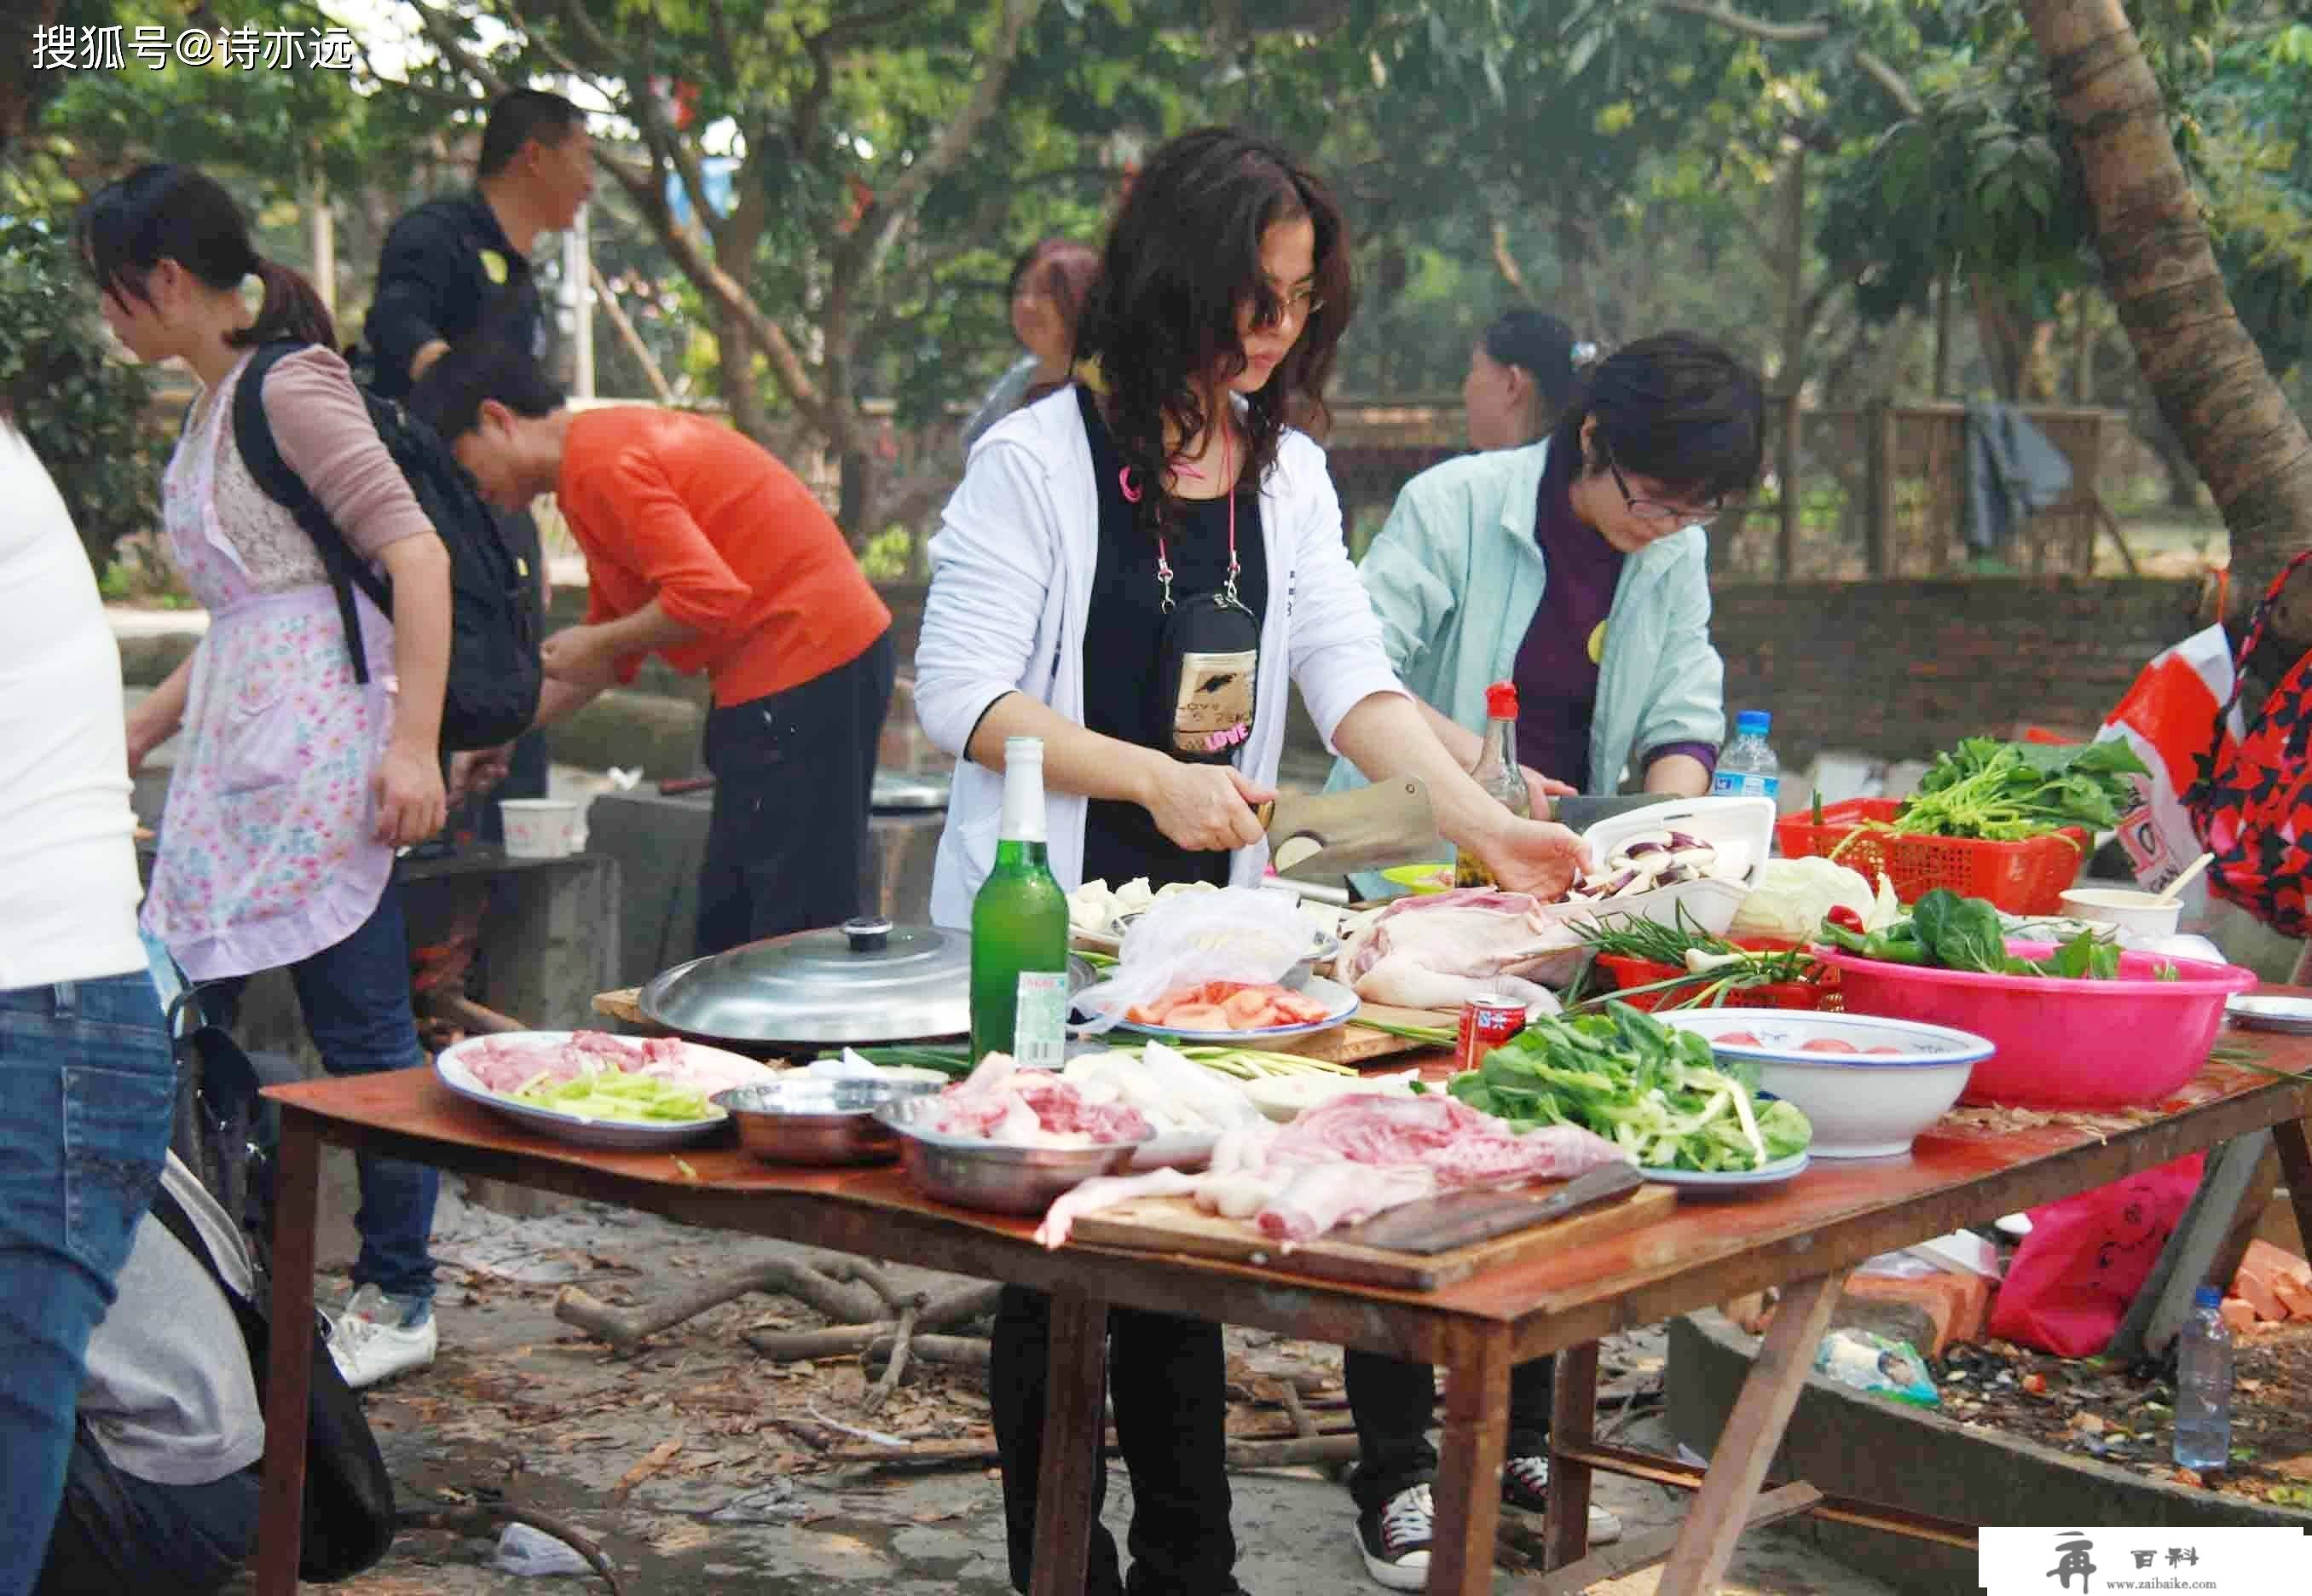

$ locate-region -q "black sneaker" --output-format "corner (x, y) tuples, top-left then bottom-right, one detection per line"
(1353, 1483), (1433, 1591)
(1500, 1454), (1622, 1544)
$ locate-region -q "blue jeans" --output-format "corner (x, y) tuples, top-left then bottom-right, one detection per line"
(0, 970), (176, 1596)
(205, 878), (437, 1304)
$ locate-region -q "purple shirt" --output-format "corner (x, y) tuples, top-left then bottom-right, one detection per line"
(1509, 452), (1717, 791)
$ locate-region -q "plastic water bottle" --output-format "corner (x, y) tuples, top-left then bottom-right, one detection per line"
(1711, 710), (1781, 805)
(2173, 1284), (2234, 1471)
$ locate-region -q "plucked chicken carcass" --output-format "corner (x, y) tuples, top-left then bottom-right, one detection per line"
(1334, 888), (1579, 1011)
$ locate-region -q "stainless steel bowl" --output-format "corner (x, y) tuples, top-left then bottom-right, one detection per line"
(873, 1096), (1150, 1215)
(713, 1078), (938, 1167)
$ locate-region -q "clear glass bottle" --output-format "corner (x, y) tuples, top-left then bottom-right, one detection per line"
(1454, 680), (1533, 888)
(968, 737), (1071, 1067)
(2172, 1283), (2234, 1471)
(1710, 709), (1782, 805)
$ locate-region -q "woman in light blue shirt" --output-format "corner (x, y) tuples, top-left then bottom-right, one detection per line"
(1339, 332), (1766, 1588)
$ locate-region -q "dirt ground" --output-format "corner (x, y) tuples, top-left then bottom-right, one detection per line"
(221, 1180), (1900, 1596)
(1933, 1325), (2312, 1511)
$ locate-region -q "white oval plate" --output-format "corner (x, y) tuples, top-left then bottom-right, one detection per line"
(2226, 994), (2312, 1035)
(436, 1032), (781, 1149)
(1636, 1151), (1811, 1191)
(1082, 975), (1361, 1044)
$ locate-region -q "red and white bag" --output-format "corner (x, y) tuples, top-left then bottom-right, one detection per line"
(2093, 624), (2241, 892)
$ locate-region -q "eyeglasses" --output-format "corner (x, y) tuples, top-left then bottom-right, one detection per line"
(1245, 285), (1325, 332)
(1610, 460), (1723, 527)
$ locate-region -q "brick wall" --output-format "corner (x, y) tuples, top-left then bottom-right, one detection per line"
(1711, 576), (2205, 769)
(558, 574), (2205, 781)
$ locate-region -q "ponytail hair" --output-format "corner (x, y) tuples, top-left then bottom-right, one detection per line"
(78, 163), (336, 350)
(240, 256), (336, 350)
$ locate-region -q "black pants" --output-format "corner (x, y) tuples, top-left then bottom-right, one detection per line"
(694, 633), (896, 957)
(1343, 1349), (1557, 1514)
(989, 1285), (1240, 1596)
(35, 1420), (260, 1595)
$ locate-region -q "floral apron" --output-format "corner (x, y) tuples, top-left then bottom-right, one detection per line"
(143, 356), (399, 982)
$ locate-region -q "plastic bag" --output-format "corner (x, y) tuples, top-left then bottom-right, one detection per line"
(494, 1523), (593, 1577)
(1069, 885), (1313, 1033)
(2095, 625), (2240, 893)
(1812, 1327), (1939, 1406)
(1985, 1152), (2205, 1357)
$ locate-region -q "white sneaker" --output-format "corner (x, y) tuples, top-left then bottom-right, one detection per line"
(1354, 1483), (1433, 1591)
(327, 1283), (438, 1389)
(1500, 1454), (1623, 1545)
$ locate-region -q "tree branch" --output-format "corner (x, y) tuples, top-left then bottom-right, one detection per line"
(591, 263), (679, 403)
(835, 0), (1049, 286)
(1655, 0), (1827, 46)
(1653, 0), (1924, 118)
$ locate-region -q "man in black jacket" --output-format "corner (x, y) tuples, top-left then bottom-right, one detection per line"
(365, 88), (593, 835)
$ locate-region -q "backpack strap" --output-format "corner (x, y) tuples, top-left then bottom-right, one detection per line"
(229, 339), (396, 686)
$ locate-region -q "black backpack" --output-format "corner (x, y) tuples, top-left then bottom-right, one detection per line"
(147, 1185), (399, 1582)
(231, 339), (540, 752)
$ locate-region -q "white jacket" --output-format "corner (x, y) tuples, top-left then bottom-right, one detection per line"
(916, 387), (1405, 928)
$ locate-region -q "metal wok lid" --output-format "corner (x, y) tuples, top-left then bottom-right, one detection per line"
(638, 917), (1092, 1047)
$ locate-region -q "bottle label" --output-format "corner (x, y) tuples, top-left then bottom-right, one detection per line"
(1011, 971), (1068, 1068)
(1711, 772), (1780, 802)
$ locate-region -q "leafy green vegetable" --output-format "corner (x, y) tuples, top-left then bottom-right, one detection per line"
(1910, 889), (2011, 974)
(1888, 737), (2148, 841)
(1447, 1001), (1809, 1173)
(1824, 890), (2128, 981)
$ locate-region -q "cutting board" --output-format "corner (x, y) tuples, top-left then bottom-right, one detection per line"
(1067, 1180), (1677, 1291)
(1268, 1002), (1454, 1066)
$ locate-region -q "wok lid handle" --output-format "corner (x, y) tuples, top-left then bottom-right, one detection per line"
(841, 916), (893, 953)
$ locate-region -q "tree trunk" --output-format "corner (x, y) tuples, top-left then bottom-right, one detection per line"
(2023, 0), (2312, 639)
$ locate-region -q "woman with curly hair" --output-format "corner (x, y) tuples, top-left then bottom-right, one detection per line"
(913, 125), (1589, 1596)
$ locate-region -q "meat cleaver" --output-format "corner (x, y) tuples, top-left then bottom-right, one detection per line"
(1253, 778), (1435, 881)
(1337, 1162), (1645, 1256)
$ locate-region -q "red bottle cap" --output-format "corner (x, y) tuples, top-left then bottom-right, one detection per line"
(1485, 680), (1519, 720)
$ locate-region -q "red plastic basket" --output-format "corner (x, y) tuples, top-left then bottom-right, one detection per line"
(1592, 950), (1838, 1013)
(1772, 798), (2090, 915)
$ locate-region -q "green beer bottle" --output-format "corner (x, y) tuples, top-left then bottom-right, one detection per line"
(969, 736), (1070, 1066)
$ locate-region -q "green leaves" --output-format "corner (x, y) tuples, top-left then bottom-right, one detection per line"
(0, 220), (163, 575)
(1899, 737), (2150, 840)
(1910, 888), (2013, 974)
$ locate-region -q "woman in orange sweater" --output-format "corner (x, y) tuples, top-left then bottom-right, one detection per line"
(413, 338), (895, 954)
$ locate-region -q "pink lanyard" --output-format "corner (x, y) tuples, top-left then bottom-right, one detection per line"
(1120, 425), (1240, 614)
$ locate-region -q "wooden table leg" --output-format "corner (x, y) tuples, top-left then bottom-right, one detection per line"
(1655, 1269), (1847, 1596)
(1543, 1339), (1600, 1571)
(255, 1108), (323, 1596)
(2271, 1115), (2312, 1262)
(1027, 1286), (1107, 1596)
(1428, 1322), (1512, 1596)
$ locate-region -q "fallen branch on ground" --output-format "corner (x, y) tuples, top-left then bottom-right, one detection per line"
(399, 1501), (623, 1593)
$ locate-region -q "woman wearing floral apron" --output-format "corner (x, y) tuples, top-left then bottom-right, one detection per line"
(84, 165), (454, 1390)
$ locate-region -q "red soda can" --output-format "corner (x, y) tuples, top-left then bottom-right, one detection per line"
(1456, 994), (1527, 1070)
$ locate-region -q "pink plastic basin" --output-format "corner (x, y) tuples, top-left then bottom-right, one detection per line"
(1812, 940), (2258, 1108)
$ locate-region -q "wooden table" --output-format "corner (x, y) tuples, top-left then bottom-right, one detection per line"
(255, 1026), (2312, 1596)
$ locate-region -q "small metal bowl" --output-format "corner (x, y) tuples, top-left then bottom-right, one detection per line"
(873, 1096), (1151, 1215)
(713, 1078), (937, 1167)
